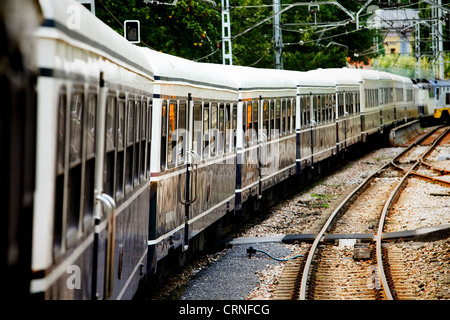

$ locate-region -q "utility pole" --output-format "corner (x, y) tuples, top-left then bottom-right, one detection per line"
(415, 19), (421, 78)
(438, 0), (444, 79)
(221, 0), (233, 65)
(273, 0), (283, 69)
(430, 0), (445, 79)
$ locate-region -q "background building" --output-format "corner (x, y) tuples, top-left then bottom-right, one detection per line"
(369, 9), (419, 56)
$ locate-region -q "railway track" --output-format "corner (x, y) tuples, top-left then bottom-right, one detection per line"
(274, 126), (450, 300)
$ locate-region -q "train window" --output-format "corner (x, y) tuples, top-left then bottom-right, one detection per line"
(141, 99), (147, 140)
(274, 99), (280, 135)
(225, 103), (231, 153)
(125, 99), (135, 190)
(116, 97), (125, 197)
(160, 100), (167, 171)
(211, 102), (218, 131)
(338, 93), (344, 117)
(241, 102), (247, 146)
(347, 93), (353, 115)
(330, 95), (334, 121)
(117, 98), (125, 150)
(311, 97), (315, 123)
(209, 102), (219, 156)
(57, 90), (67, 175)
(83, 159), (95, 227)
(133, 99), (141, 184)
(232, 104), (237, 149)
(167, 101), (177, 167)
(127, 99), (135, 145)
(69, 92), (84, 164)
(246, 101), (253, 144)
(280, 99), (285, 134)
(446, 93), (450, 105)
(106, 96), (116, 151)
(300, 96), (308, 128)
(263, 100), (269, 137)
(146, 99), (152, 178)
(67, 90), (84, 244)
(371, 89), (374, 107)
(193, 103), (202, 157)
(317, 96), (321, 123)
(140, 99), (147, 181)
(83, 92), (97, 226)
(203, 104), (210, 158)
(321, 95), (326, 123)
(104, 94), (116, 196)
(53, 88), (67, 255)
(269, 99), (274, 138)
(67, 164), (82, 243)
(287, 99), (292, 133)
(365, 89), (369, 108)
(135, 100), (141, 143)
(219, 104), (225, 154)
(292, 98), (296, 126)
(253, 100), (258, 140)
(86, 93), (97, 157)
(178, 100), (187, 164)
(356, 92), (360, 113)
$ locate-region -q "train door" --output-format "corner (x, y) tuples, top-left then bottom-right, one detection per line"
(91, 72), (117, 300)
(179, 93), (199, 252)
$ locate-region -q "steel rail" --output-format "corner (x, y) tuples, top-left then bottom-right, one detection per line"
(391, 125), (446, 171)
(377, 126), (450, 300)
(299, 126), (448, 300)
(375, 161), (420, 300)
(419, 126), (450, 175)
(299, 161), (390, 300)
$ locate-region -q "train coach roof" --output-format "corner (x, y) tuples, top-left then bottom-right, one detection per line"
(282, 69), (336, 88)
(390, 73), (413, 85)
(138, 48), (240, 91)
(38, 0), (155, 79)
(219, 65), (299, 91)
(306, 68), (367, 86)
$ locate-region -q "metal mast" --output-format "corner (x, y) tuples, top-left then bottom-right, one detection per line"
(221, 0), (233, 65)
(273, 0), (283, 69)
(414, 19), (421, 78)
(437, 0), (444, 79)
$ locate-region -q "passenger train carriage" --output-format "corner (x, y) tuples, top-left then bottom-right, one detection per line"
(3, 0), (432, 299)
(33, 0), (155, 299)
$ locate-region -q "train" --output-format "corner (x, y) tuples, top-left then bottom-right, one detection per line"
(2, 0), (445, 300)
(412, 78), (450, 121)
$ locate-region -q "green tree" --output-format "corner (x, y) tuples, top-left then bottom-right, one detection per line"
(95, 0), (380, 70)
(96, 0), (222, 62)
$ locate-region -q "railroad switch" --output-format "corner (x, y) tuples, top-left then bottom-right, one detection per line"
(353, 243), (370, 260)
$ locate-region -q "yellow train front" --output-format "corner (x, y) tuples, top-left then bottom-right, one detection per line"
(430, 79), (450, 122)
